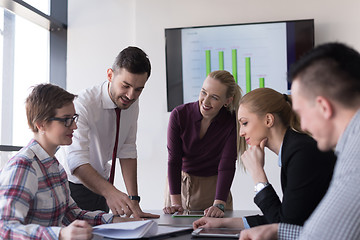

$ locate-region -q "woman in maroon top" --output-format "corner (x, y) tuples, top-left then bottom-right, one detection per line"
(163, 70), (245, 218)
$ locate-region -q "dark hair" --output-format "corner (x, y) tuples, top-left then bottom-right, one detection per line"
(239, 88), (302, 132)
(112, 46), (151, 78)
(26, 84), (76, 132)
(288, 42), (360, 107)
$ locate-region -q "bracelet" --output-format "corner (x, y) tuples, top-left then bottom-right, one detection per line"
(213, 203), (225, 212)
(129, 195), (141, 203)
(254, 182), (269, 194)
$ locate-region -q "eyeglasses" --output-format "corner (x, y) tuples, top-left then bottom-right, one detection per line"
(49, 114), (79, 127)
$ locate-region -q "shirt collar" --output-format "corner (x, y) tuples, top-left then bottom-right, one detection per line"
(335, 109), (360, 156)
(28, 139), (59, 168)
(101, 81), (118, 109)
(278, 142), (283, 167)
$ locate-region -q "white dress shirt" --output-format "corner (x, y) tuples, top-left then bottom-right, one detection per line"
(57, 81), (138, 184)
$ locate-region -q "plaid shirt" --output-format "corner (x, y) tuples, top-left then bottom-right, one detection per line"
(0, 139), (113, 239)
(278, 110), (360, 239)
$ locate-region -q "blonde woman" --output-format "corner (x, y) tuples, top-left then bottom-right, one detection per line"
(164, 70), (245, 218)
(194, 88), (335, 228)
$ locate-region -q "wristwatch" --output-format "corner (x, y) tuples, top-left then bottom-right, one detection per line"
(129, 195), (141, 203)
(254, 182), (269, 194)
(213, 203), (225, 212)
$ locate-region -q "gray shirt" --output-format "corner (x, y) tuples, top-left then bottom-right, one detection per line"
(278, 109), (360, 240)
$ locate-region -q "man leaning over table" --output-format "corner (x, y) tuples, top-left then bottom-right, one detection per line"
(239, 43), (360, 240)
(58, 46), (159, 219)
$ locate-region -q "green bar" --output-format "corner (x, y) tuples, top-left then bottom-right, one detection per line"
(218, 51), (224, 70)
(206, 50), (211, 76)
(245, 57), (251, 93)
(259, 77), (265, 88)
(232, 49), (237, 83)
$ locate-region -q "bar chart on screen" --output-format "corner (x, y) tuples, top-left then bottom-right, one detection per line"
(181, 23), (288, 103)
(205, 50), (265, 92)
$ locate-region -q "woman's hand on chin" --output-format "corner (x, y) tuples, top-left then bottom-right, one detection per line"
(241, 138), (268, 182)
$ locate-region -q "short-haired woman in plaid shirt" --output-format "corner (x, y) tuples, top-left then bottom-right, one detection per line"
(0, 84), (134, 240)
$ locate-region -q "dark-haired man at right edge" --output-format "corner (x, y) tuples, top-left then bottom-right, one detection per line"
(240, 43), (360, 240)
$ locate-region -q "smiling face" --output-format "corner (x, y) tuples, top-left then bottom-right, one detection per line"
(108, 68), (148, 109)
(43, 103), (78, 148)
(237, 104), (269, 146)
(198, 76), (232, 120)
(291, 80), (335, 151)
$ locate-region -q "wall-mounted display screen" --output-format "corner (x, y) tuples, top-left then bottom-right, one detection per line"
(165, 19), (314, 111)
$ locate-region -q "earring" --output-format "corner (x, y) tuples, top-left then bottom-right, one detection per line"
(40, 131), (45, 135)
(224, 104), (228, 107)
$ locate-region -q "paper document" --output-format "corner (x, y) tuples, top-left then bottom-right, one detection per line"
(155, 225), (192, 237)
(93, 220), (158, 239)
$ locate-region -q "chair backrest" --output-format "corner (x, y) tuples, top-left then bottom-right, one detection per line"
(0, 145), (22, 170)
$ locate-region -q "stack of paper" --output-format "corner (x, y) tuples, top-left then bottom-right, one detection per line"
(93, 220), (158, 239)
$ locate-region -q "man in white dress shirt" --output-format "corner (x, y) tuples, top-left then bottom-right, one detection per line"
(60, 46), (158, 218)
(239, 43), (360, 240)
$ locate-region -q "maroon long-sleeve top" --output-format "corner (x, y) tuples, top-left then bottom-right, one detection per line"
(167, 101), (237, 202)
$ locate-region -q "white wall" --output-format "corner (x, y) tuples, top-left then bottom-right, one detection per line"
(67, 0), (135, 92)
(67, 0), (360, 211)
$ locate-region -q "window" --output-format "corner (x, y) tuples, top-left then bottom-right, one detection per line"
(22, 0), (50, 15)
(1, 7), (49, 146)
(0, 0), (67, 167)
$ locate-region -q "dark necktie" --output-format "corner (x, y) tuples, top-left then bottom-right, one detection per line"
(109, 108), (121, 184)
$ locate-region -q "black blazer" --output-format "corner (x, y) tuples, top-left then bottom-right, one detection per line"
(245, 129), (336, 227)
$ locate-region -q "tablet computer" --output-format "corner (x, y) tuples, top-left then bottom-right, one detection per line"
(192, 228), (241, 238)
(172, 210), (204, 218)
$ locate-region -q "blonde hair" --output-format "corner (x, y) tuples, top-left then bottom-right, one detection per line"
(239, 88), (302, 132)
(208, 70), (247, 155)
